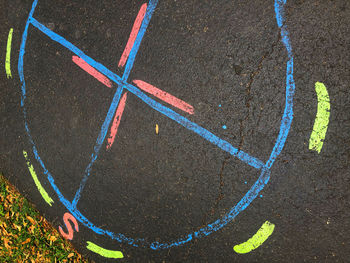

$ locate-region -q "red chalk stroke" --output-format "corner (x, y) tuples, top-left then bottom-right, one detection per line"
(133, 80), (194, 115)
(107, 92), (128, 149)
(72, 56), (112, 88)
(58, 212), (79, 240)
(118, 3), (147, 68)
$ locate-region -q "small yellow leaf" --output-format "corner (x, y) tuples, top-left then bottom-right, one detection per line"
(29, 225), (35, 234)
(2, 228), (8, 235)
(13, 224), (21, 231)
(68, 253), (75, 258)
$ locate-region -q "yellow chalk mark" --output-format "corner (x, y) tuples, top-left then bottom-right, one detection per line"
(86, 241), (124, 259)
(234, 221), (275, 254)
(309, 82), (330, 153)
(155, 124), (159, 134)
(23, 150), (54, 206)
(5, 28), (13, 78)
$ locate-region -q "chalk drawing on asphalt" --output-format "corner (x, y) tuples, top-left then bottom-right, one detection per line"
(23, 150), (54, 206)
(86, 241), (124, 259)
(5, 28), (13, 78)
(233, 221), (275, 254)
(309, 82), (330, 154)
(58, 212), (79, 240)
(18, 0), (295, 252)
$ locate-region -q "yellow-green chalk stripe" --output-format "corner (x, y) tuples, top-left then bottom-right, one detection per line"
(309, 82), (330, 153)
(86, 241), (124, 259)
(234, 221), (275, 254)
(5, 28), (13, 78)
(23, 150), (54, 206)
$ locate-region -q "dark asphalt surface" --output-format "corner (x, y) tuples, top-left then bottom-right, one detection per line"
(1, 0), (350, 262)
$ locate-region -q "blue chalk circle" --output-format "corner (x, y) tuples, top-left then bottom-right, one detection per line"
(18, 0), (295, 251)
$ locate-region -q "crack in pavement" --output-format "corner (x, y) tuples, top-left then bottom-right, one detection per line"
(201, 28), (284, 225)
(209, 156), (231, 216)
(238, 32), (282, 151)
(184, 156), (230, 259)
(188, 17), (292, 254)
(197, 26), (285, 233)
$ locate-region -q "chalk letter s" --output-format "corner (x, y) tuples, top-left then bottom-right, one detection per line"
(59, 212), (79, 240)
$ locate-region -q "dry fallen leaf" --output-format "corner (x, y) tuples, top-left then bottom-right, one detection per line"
(3, 237), (12, 249)
(2, 227), (8, 235)
(68, 252), (75, 258)
(6, 194), (13, 203)
(13, 224), (21, 231)
(26, 216), (36, 225)
(28, 225), (35, 234)
(21, 238), (31, 245)
(49, 235), (57, 245)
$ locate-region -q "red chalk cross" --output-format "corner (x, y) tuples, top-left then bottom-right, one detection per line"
(72, 3), (194, 150)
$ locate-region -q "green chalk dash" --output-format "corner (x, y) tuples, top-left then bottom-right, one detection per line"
(233, 221), (275, 254)
(23, 150), (54, 206)
(5, 28), (13, 78)
(86, 241), (124, 259)
(309, 82), (330, 153)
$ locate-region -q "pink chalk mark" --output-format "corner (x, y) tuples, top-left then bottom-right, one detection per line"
(118, 3), (147, 68)
(72, 56), (112, 88)
(107, 4), (147, 148)
(133, 80), (194, 115)
(107, 92), (128, 149)
(58, 212), (79, 240)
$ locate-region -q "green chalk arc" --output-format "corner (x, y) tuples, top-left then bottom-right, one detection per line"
(309, 82), (330, 153)
(5, 28), (13, 78)
(233, 221), (275, 254)
(23, 150), (54, 206)
(86, 241), (124, 259)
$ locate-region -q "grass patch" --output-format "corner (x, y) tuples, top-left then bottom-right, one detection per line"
(0, 174), (90, 262)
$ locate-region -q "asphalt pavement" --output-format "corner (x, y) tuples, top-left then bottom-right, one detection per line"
(1, 0), (350, 262)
